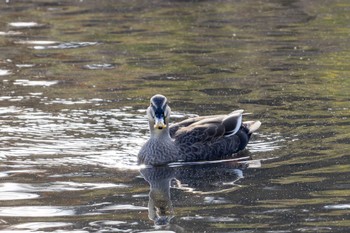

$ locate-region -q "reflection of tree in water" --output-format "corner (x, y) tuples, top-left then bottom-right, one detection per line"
(140, 154), (257, 227)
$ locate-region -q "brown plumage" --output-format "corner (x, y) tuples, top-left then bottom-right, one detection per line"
(138, 94), (261, 166)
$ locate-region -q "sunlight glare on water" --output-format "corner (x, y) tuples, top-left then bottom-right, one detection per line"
(0, 192), (39, 201)
(11, 222), (74, 231)
(0, 106), (148, 169)
(14, 40), (58, 45)
(0, 69), (11, 76)
(13, 79), (59, 87)
(0, 181), (127, 193)
(0, 206), (75, 217)
(8, 22), (42, 28)
(32, 42), (98, 50)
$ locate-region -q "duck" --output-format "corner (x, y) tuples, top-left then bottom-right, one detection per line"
(138, 94), (261, 166)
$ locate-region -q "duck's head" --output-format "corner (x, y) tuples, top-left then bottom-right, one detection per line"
(147, 94), (171, 130)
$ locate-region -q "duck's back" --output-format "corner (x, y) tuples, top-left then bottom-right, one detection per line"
(169, 112), (259, 162)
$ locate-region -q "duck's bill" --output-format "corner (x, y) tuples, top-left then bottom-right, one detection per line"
(154, 117), (166, 129)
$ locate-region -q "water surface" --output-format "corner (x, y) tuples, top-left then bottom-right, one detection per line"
(0, 0), (349, 232)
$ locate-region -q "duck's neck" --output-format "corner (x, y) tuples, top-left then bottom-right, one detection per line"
(151, 128), (171, 139)
(150, 126), (171, 140)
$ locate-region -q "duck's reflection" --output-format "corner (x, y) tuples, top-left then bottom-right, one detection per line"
(140, 155), (257, 226)
(141, 166), (175, 225)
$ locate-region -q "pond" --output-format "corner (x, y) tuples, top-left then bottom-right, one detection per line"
(0, 0), (349, 232)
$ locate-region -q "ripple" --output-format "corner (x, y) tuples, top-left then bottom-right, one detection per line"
(0, 206), (75, 217)
(16, 64), (35, 68)
(83, 63), (116, 70)
(0, 96), (21, 103)
(0, 169), (46, 176)
(0, 31), (23, 35)
(33, 41), (98, 50)
(0, 96), (12, 101)
(15, 40), (58, 45)
(13, 40), (98, 50)
(0, 182), (126, 193)
(0, 107), (146, 169)
(13, 79), (59, 87)
(45, 182), (128, 191)
(11, 222), (73, 230)
(0, 95), (26, 102)
(8, 22), (43, 28)
(87, 220), (137, 233)
(296, 227), (333, 232)
(324, 204), (350, 210)
(0, 192), (39, 200)
(100, 204), (148, 211)
(29, 92), (43, 96)
(203, 196), (229, 204)
(181, 215), (238, 222)
(47, 98), (105, 105)
(139, 231), (175, 233)
(247, 132), (285, 152)
(0, 69), (12, 76)
(89, 220), (127, 226)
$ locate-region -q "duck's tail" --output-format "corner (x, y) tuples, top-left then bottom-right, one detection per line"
(243, 120), (261, 134)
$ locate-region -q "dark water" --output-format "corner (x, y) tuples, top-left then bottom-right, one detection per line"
(0, 0), (349, 232)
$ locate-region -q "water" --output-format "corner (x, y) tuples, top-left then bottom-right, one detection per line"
(0, 0), (349, 232)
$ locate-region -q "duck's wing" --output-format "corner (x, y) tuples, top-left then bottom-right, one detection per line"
(169, 115), (219, 138)
(172, 110), (244, 144)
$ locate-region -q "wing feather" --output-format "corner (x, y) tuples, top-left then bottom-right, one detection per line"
(171, 111), (243, 144)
